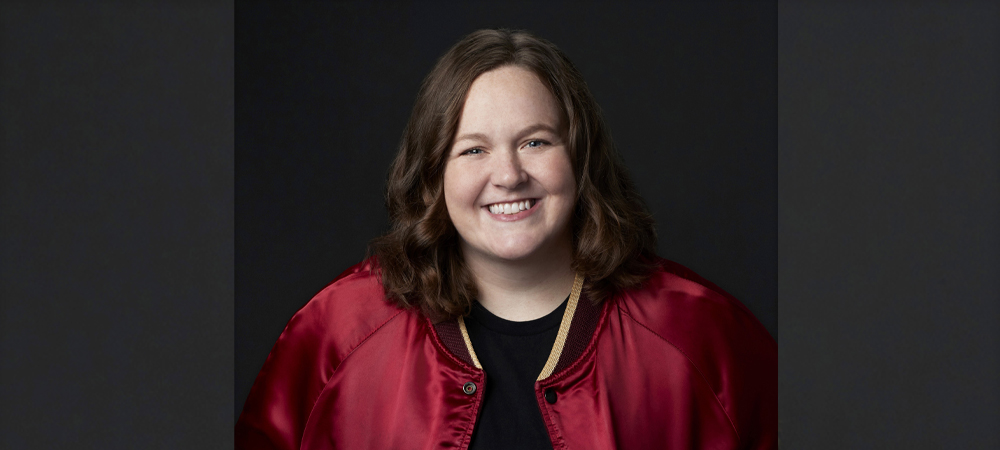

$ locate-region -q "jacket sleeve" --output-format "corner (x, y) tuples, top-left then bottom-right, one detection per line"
(636, 259), (778, 449)
(734, 324), (778, 450)
(235, 294), (339, 450)
(702, 290), (778, 450)
(235, 262), (382, 450)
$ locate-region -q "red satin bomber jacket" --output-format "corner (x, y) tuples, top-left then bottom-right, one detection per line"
(236, 258), (777, 449)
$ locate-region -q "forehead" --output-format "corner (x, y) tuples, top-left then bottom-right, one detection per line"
(456, 66), (562, 136)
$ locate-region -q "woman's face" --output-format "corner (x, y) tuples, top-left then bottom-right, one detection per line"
(443, 65), (576, 265)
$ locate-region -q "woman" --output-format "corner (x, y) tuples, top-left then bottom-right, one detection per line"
(236, 29), (776, 449)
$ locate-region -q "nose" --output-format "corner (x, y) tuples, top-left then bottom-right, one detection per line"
(491, 148), (528, 189)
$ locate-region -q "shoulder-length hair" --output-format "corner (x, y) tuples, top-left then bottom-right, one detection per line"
(369, 28), (657, 321)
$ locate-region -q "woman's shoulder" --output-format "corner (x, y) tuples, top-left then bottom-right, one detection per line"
(614, 256), (775, 355)
(612, 257), (777, 445)
(237, 260), (411, 446)
(281, 259), (411, 367)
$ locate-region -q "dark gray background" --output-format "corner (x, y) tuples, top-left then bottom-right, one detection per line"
(1, 1), (997, 448)
(235, 1), (778, 420)
(0, 2), (233, 449)
(778, 2), (999, 448)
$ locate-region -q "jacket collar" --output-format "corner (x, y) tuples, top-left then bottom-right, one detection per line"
(431, 275), (604, 381)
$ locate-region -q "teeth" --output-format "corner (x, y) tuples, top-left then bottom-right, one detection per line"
(488, 199), (534, 215)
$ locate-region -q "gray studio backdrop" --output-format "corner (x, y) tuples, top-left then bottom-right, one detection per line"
(236, 2), (777, 418)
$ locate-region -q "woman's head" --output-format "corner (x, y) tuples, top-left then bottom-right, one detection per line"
(370, 29), (657, 320)
(444, 65), (577, 270)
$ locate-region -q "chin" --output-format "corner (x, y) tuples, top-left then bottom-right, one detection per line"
(476, 245), (529, 262)
(484, 238), (548, 262)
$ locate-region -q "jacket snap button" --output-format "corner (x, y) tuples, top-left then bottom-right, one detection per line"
(544, 388), (557, 404)
(463, 382), (477, 395)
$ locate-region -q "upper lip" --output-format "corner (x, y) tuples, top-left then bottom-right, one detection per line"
(483, 198), (535, 206)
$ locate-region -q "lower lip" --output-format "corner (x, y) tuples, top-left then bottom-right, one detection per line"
(484, 201), (539, 222)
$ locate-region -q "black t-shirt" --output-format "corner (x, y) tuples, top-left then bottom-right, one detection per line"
(463, 297), (568, 450)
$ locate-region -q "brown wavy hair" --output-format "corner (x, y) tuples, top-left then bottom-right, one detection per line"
(369, 29), (657, 321)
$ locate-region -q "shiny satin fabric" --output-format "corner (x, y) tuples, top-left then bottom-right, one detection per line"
(236, 259), (777, 449)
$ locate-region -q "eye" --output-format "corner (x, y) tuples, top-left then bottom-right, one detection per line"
(460, 147), (484, 156)
(525, 140), (549, 148)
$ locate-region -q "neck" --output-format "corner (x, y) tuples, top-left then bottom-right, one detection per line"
(463, 237), (576, 322)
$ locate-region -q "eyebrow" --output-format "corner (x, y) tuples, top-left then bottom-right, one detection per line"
(453, 123), (561, 146)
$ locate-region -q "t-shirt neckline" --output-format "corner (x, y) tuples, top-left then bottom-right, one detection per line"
(468, 295), (569, 337)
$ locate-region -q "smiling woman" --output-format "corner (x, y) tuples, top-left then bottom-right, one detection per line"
(369, 31), (659, 325)
(444, 66), (578, 321)
(236, 29), (777, 450)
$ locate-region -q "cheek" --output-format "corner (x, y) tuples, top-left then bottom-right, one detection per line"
(443, 164), (477, 215)
(540, 153), (577, 198)
(442, 171), (459, 215)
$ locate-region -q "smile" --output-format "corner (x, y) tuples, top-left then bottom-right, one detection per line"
(486, 199), (536, 215)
